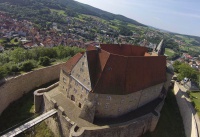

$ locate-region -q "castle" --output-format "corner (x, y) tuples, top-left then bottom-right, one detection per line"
(34, 43), (173, 137)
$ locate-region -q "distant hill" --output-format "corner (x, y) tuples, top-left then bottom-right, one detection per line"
(64, 0), (145, 26)
(0, 0), (145, 26)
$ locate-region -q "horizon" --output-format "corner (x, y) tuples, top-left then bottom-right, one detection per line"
(75, 0), (200, 37)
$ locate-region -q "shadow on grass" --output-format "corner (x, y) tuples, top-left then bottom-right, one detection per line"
(142, 89), (186, 137)
(0, 79), (58, 132)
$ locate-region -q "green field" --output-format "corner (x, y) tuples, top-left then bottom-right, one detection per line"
(165, 48), (175, 57)
(180, 45), (200, 52)
(50, 9), (66, 16)
(175, 35), (199, 46)
(189, 91), (200, 116)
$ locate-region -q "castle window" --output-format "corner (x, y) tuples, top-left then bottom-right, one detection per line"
(106, 96), (111, 101)
(71, 95), (75, 102)
(80, 68), (84, 72)
(105, 105), (108, 109)
(78, 103), (82, 108)
(107, 66), (112, 71)
(74, 88), (77, 93)
(82, 62), (84, 66)
(105, 103), (109, 109)
(63, 77), (66, 83)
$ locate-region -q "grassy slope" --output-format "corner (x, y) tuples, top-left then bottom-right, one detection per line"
(143, 89), (185, 137)
(50, 9), (66, 16)
(189, 91), (200, 116)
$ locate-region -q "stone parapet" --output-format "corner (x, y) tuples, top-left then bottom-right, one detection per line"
(0, 63), (66, 115)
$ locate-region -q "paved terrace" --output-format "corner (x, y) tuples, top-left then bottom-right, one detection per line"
(45, 87), (95, 127)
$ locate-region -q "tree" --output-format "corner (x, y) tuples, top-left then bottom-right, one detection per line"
(9, 64), (19, 73)
(39, 56), (51, 66)
(119, 25), (132, 36)
(19, 60), (36, 72)
(0, 66), (8, 79)
(177, 63), (199, 82)
(173, 61), (181, 73)
(10, 48), (26, 63)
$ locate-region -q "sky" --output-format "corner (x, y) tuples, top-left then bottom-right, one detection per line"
(75, 0), (200, 37)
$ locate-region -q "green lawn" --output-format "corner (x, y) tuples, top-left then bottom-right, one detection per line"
(143, 89), (186, 137)
(10, 38), (20, 45)
(189, 91), (200, 116)
(165, 48), (175, 57)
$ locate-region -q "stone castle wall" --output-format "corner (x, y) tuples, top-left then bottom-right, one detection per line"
(59, 70), (89, 109)
(0, 63), (66, 115)
(174, 82), (198, 137)
(60, 68), (164, 118)
(43, 92), (74, 137)
(71, 53), (92, 91)
(43, 91), (161, 137)
(72, 114), (153, 137)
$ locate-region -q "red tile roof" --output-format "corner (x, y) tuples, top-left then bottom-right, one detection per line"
(63, 53), (83, 74)
(64, 44), (166, 95)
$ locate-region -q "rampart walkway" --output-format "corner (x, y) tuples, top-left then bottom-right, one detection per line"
(1, 109), (57, 137)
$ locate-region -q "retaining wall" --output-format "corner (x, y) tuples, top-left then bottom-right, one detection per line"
(174, 82), (198, 137)
(0, 63), (66, 115)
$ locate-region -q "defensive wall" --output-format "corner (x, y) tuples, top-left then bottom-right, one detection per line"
(174, 82), (199, 137)
(89, 83), (163, 118)
(0, 62), (67, 115)
(42, 89), (163, 137)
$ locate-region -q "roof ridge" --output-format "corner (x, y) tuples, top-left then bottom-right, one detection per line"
(91, 49), (110, 93)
